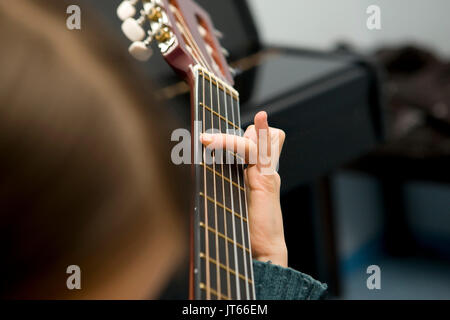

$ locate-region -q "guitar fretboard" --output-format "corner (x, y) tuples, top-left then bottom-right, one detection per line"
(192, 66), (255, 300)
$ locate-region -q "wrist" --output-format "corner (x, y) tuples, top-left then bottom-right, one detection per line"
(255, 243), (288, 268)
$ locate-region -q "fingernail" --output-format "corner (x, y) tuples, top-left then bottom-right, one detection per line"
(200, 133), (213, 143)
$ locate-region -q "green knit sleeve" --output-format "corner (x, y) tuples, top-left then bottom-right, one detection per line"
(252, 260), (328, 300)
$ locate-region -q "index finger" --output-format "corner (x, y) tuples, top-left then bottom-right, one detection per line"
(200, 133), (257, 164)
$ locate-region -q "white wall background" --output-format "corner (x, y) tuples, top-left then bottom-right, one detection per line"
(247, 0), (450, 58)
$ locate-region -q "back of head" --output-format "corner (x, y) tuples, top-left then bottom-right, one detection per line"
(0, 0), (187, 298)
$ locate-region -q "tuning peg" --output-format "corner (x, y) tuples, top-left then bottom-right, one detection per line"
(117, 0), (138, 21)
(214, 29), (223, 39)
(205, 44), (214, 56)
(121, 17), (146, 42)
(129, 39), (153, 61)
(221, 47), (229, 57)
(198, 25), (207, 37)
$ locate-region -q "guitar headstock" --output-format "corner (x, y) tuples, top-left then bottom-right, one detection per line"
(117, 0), (234, 85)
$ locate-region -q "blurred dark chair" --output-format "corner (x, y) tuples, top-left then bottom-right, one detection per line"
(345, 45), (450, 260)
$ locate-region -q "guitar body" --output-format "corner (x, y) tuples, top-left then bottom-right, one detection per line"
(117, 0), (255, 299)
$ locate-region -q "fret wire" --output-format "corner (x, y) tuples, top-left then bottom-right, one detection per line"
(208, 73), (222, 299)
(201, 69), (211, 300)
(199, 283), (230, 300)
(199, 102), (240, 131)
(198, 71), (239, 100)
(198, 69), (238, 94)
(196, 66), (254, 300)
(230, 90), (251, 300)
(200, 252), (253, 284)
(200, 162), (245, 191)
(199, 192), (247, 223)
(199, 222), (250, 253)
(202, 74), (226, 92)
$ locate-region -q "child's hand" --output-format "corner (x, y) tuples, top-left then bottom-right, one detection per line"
(200, 111), (287, 267)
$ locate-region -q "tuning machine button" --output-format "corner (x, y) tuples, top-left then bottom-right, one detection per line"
(121, 17), (147, 41)
(129, 38), (153, 61)
(117, 0), (138, 21)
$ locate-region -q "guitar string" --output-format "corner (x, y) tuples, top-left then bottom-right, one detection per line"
(177, 25), (205, 69)
(236, 99), (256, 299)
(201, 71), (210, 300)
(208, 73), (221, 299)
(171, 6), (212, 71)
(223, 85), (241, 299)
(169, 5), (208, 71)
(215, 81), (231, 299)
(230, 93), (250, 299)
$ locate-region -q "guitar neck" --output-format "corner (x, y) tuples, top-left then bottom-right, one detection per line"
(115, 0), (254, 301)
(191, 65), (255, 300)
